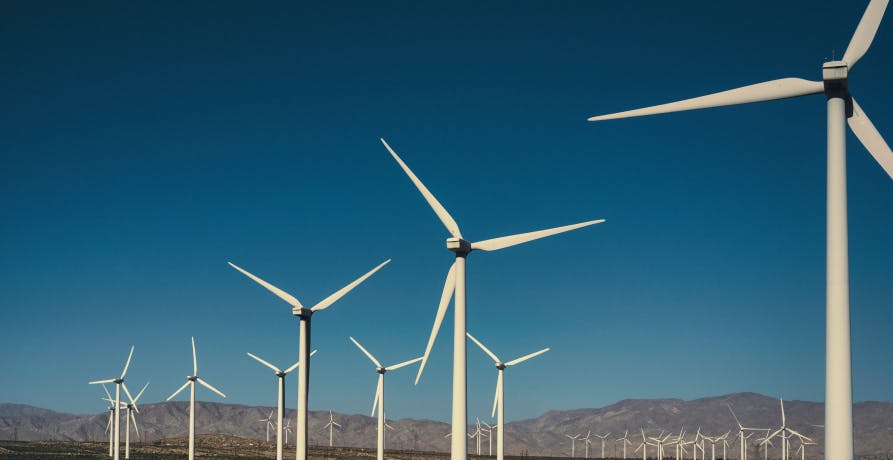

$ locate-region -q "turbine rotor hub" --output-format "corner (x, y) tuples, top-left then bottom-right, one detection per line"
(188, 376), (197, 382)
(446, 237), (472, 255)
(822, 61), (849, 96)
(377, 367), (386, 374)
(496, 363), (506, 370)
(292, 307), (313, 319)
(113, 378), (124, 384)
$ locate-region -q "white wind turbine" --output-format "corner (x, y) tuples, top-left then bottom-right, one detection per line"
(284, 419), (293, 445)
(259, 410), (275, 442)
(588, 4), (892, 459)
(765, 399), (812, 460)
(649, 431), (671, 460)
(89, 345), (136, 460)
(229, 258), (390, 460)
(100, 385), (115, 457)
(323, 411), (341, 447)
(466, 332), (549, 460)
(121, 382), (148, 460)
(567, 434), (582, 458)
(246, 349), (316, 460)
(583, 431), (593, 459)
(349, 336), (422, 460)
(382, 138), (604, 460)
(595, 432), (611, 459)
(635, 429), (652, 460)
(728, 404), (763, 460)
(616, 430), (633, 460)
(165, 337), (226, 460)
(483, 421), (495, 456)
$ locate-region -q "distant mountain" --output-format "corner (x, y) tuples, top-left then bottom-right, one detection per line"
(2, 393), (892, 458)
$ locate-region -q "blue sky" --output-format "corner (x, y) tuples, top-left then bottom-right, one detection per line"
(1, 1), (891, 423)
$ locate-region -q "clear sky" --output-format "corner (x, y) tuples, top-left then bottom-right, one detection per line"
(1, 1), (891, 423)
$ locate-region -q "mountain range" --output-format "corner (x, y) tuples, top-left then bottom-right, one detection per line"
(2, 393), (892, 458)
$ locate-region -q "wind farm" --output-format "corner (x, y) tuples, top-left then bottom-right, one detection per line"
(2, 1), (892, 460)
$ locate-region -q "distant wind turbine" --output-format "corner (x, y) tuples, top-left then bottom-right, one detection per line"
(165, 337), (226, 460)
(567, 434), (582, 458)
(616, 430), (633, 460)
(229, 258), (390, 460)
(122, 382), (148, 460)
(383, 138), (604, 460)
(323, 411), (341, 447)
(89, 345), (135, 460)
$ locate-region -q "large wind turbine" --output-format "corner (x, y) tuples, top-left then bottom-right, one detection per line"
(765, 399), (813, 460)
(588, 4), (891, 459)
(323, 411), (341, 447)
(729, 404), (763, 460)
(466, 332), (549, 460)
(246, 349), (316, 460)
(349, 336), (422, 460)
(165, 337), (226, 460)
(383, 138), (603, 460)
(122, 382), (148, 460)
(89, 345), (135, 460)
(228, 258), (390, 460)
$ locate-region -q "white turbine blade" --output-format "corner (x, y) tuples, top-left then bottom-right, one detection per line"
(120, 346), (134, 379)
(414, 262), (456, 385)
(196, 377), (226, 398)
(166, 380), (190, 401)
(101, 384), (113, 401)
(787, 429), (813, 442)
(780, 399), (786, 426)
(131, 411), (140, 439)
(283, 349), (317, 374)
(385, 356), (423, 371)
(121, 383), (135, 406)
(381, 138), (462, 239)
(90, 378), (116, 385)
(767, 428), (783, 441)
(727, 404), (743, 428)
(849, 97), (893, 179)
(350, 336), (383, 368)
(371, 379), (382, 416)
(843, 0), (889, 68)
(471, 219), (604, 252)
(466, 332), (501, 363)
(311, 259), (391, 312)
(133, 382), (149, 405)
(228, 261), (305, 309)
(587, 78), (824, 122)
(491, 373), (501, 418)
(505, 348), (550, 366)
(247, 352), (282, 373)
(333, 422), (342, 428)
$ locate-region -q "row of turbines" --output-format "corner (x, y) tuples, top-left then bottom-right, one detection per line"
(564, 402), (815, 460)
(86, 1), (890, 460)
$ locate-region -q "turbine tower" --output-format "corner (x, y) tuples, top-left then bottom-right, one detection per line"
(246, 349), (316, 460)
(349, 336), (422, 460)
(466, 332), (549, 460)
(383, 138), (603, 460)
(260, 410), (275, 442)
(587, 4), (892, 459)
(229, 258), (390, 460)
(729, 404), (763, 460)
(89, 345), (135, 460)
(765, 399), (813, 460)
(165, 337), (226, 460)
(595, 433), (611, 459)
(122, 382), (148, 460)
(567, 434), (582, 458)
(616, 430), (633, 460)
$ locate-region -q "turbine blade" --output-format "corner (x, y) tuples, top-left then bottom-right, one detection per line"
(843, 0), (889, 69)
(283, 349), (317, 374)
(587, 78), (824, 122)
(166, 380), (190, 401)
(471, 219), (604, 252)
(131, 412), (140, 439)
(381, 138), (462, 239)
(414, 262), (456, 385)
(120, 346), (134, 379)
(247, 352), (281, 373)
(310, 259), (391, 312)
(466, 332), (501, 363)
(90, 379), (116, 385)
(192, 337), (198, 375)
(505, 348), (550, 366)
(371, 379), (382, 416)
(228, 261), (305, 309)
(780, 399), (786, 425)
(848, 97), (893, 179)
(491, 373), (501, 418)
(350, 336), (383, 368)
(196, 377), (226, 398)
(385, 356), (423, 371)
(133, 382), (150, 405)
(101, 384), (113, 401)
(727, 404), (743, 428)
(121, 383), (135, 407)
(787, 429), (813, 442)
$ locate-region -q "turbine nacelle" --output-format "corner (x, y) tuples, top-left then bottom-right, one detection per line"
(187, 376), (197, 382)
(292, 307), (313, 319)
(495, 362), (506, 370)
(822, 61), (849, 94)
(446, 237), (472, 254)
(377, 367), (386, 374)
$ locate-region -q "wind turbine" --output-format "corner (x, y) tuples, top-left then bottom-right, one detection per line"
(284, 419), (293, 445)
(595, 432), (611, 459)
(89, 345), (135, 460)
(349, 336), (422, 460)
(229, 258), (390, 460)
(122, 382), (148, 460)
(165, 337), (226, 460)
(483, 422), (495, 456)
(323, 411), (341, 447)
(635, 429), (653, 460)
(794, 439), (816, 460)
(466, 332), (549, 460)
(729, 404), (763, 460)
(260, 410), (275, 442)
(765, 399), (812, 460)
(617, 430), (633, 460)
(100, 384), (115, 457)
(383, 138), (604, 460)
(583, 431), (593, 459)
(587, 4), (892, 459)
(567, 434), (582, 458)
(649, 432), (671, 460)
(246, 349), (316, 460)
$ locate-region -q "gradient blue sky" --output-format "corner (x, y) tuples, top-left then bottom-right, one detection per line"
(2, 1), (892, 423)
